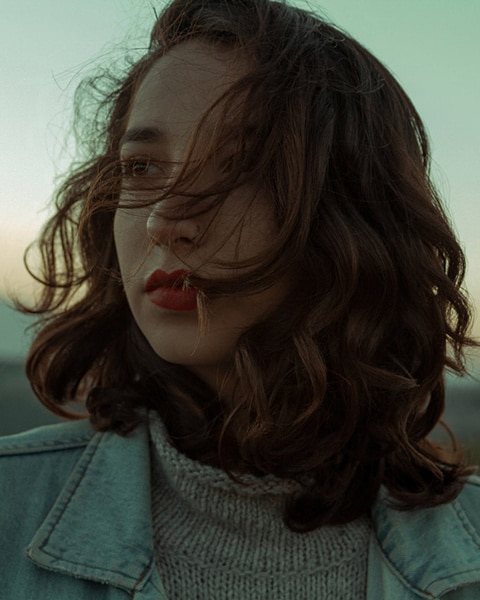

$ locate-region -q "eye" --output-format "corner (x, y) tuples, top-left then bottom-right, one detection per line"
(121, 157), (163, 178)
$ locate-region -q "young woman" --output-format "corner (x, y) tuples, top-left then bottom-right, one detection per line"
(1, 0), (479, 598)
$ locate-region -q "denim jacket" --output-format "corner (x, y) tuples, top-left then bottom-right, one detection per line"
(0, 418), (479, 599)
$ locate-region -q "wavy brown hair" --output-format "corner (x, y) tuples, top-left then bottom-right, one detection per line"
(15, 0), (479, 530)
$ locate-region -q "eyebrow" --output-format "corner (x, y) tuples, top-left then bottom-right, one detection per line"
(119, 126), (166, 148)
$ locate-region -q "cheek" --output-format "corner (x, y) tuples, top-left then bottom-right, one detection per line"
(113, 211), (128, 271)
(221, 193), (277, 259)
(113, 209), (149, 277)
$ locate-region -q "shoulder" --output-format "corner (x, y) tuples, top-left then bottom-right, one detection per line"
(0, 420), (97, 535)
(373, 475), (480, 539)
(455, 476), (480, 531)
(371, 477), (480, 597)
(0, 419), (99, 571)
(0, 419), (97, 518)
(0, 418), (96, 456)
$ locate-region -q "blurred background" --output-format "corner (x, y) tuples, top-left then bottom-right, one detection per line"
(0, 1), (478, 459)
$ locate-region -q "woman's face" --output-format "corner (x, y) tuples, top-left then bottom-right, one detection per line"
(114, 40), (290, 391)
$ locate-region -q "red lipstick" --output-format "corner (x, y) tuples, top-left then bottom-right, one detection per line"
(145, 269), (197, 311)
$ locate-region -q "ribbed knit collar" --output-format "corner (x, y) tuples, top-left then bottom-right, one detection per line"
(148, 410), (370, 600)
(149, 410), (303, 498)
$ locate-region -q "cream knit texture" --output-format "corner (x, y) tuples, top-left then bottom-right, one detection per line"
(149, 413), (370, 599)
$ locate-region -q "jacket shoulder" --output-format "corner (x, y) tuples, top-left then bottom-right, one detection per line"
(372, 476), (480, 598)
(0, 418), (95, 456)
(455, 475), (480, 534)
(0, 418), (102, 592)
(0, 419), (96, 518)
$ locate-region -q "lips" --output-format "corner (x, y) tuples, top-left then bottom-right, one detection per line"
(145, 269), (190, 292)
(144, 269), (198, 311)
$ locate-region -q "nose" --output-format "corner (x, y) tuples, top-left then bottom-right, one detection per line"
(146, 202), (200, 247)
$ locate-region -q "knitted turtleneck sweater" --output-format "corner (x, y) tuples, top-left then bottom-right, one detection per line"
(149, 413), (371, 599)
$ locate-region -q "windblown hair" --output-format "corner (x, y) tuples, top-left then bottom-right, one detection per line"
(16, 0), (478, 530)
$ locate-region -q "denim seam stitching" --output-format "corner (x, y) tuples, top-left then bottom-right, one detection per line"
(372, 529), (435, 599)
(34, 433), (149, 588)
(452, 499), (480, 548)
(0, 435), (93, 454)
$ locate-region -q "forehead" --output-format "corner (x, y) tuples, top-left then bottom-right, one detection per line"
(126, 40), (249, 138)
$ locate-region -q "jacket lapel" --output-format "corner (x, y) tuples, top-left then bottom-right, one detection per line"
(26, 422), (158, 595)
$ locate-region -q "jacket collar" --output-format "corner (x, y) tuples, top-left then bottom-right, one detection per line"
(26, 418), (480, 597)
(26, 421), (159, 595)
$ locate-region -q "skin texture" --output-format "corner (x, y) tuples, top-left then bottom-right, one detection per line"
(114, 40), (290, 392)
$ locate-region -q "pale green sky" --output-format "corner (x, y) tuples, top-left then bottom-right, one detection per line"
(1, 0), (479, 336)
